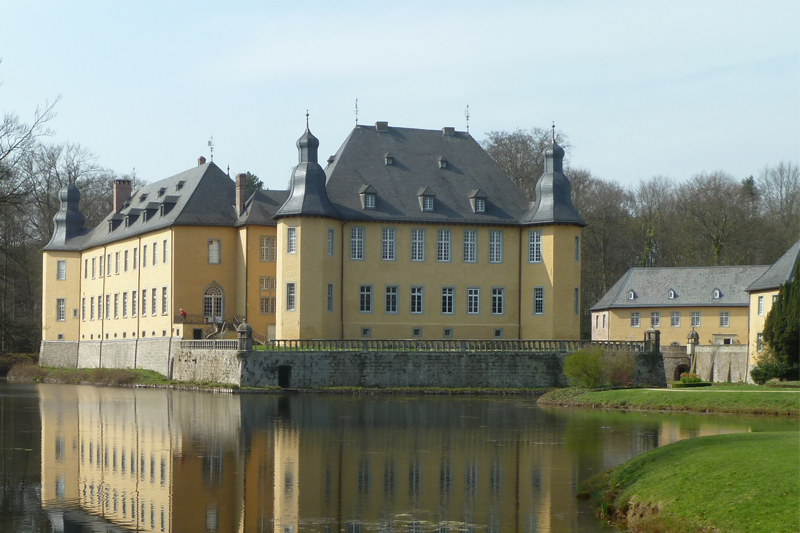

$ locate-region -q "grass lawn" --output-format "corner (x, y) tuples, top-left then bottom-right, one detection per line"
(538, 387), (799, 416)
(581, 432), (800, 533)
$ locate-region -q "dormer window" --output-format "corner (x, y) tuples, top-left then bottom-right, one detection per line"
(424, 197), (434, 210)
(157, 187), (166, 198)
(175, 181), (185, 191)
(713, 288), (721, 299)
(469, 189), (487, 214)
(139, 194), (148, 204)
(365, 194), (375, 208)
(384, 153), (394, 166)
(475, 199), (485, 212)
(627, 290), (636, 300)
(438, 156), (448, 169)
(668, 289), (676, 299)
(358, 184), (377, 210)
(417, 187), (436, 212)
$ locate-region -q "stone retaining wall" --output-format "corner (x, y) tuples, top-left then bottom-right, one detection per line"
(40, 338), (179, 377)
(172, 347), (241, 385)
(695, 345), (750, 383)
(39, 340), (79, 368)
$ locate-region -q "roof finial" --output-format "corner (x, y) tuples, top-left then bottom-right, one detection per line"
(226, 164), (230, 176)
(465, 104), (470, 133)
(306, 109), (309, 129)
(552, 121), (555, 143)
(208, 136), (214, 162)
(355, 98), (359, 126)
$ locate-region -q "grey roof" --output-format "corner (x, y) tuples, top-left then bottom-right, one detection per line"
(747, 238), (800, 292)
(323, 125), (532, 224)
(45, 162), (238, 251)
(522, 141), (586, 227)
(44, 183), (90, 251)
(275, 128), (339, 219)
(590, 265), (770, 311)
(235, 189), (290, 227)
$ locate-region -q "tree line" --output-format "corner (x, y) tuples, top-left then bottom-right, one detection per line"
(483, 128), (800, 338)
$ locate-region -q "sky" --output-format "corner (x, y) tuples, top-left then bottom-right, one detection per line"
(1, 1), (798, 192)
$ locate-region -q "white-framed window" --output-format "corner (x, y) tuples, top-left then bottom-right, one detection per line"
(286, 283), (296, 311)
(152, 242), (157, 266)
(691, 311), (701, 327)
(162, 240), (168, 264)
(382, 228), (396, 261)
(207, 240), (220, 264)
(287, 227), (297, 254)
(528, 231), (542, 263)
(98, 294), (103, 320)
(628, 290), (636, 300)
(410, 286), (423, 314)
(630, 311), (640, 327)
(259, 297), (276, 315)
(463, 230), (477, 262)
(141, 289), (147, 317)
(441, 287), (454, 314)
(411, 229), (425, 261)
(327, 229), (335, 256)
(364, 194), (375, 209)
(133, 248), (138, 269)
(475, 198), (485, 213)
(650, 311), (660, 327)
(92, 257), (96, 279)
(758, 296), (764, 316)
(124, 250), (129, 271)
(84, 258), (88, 279)
(56, 298), (66, 321)
(90, 296), (95, 321)
(574, 287), (580, 315)
(327, 284), (334, 312)
(107, 253), (111, 273)
(81, 297), (86, 321)
(57, 260), (66, 280)
(533, 287), (544, 315)
(122, 292), (128, 318)
(359, 285), (373, 313)
(350, 227), (364, 260)
(491, 288), (504, 315)
(115, 252), (120, 274)
(719, 311), (730, 327)
(757, 332), (763, 352)
(385, 285), (398, 313)
(260, 236), (277, 261)
(437, 230), (451, 262)
(203, 285), (223, 320)
(489, 231), (503, 263)
(574, 235), (580, 262)
(151, 288), (157, 316)
(467, 288), (480, 314)
(105, 294), (111, 320)
(713, 289), (721, 299)
(143, 245), (148, 268)
(131, 290), (137, 317)
(162, 287), (168, 315)
(423, 196), (434, 211)
(671, 311), (680, 327)
(668, 289), (676, 299)
(260, 276), (276, 290)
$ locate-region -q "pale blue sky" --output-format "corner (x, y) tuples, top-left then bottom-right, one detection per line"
(2, 1), (798, 191)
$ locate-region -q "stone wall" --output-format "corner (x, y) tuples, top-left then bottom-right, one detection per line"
(172, 347), (242, 385)
(634, 352), (668, 387)
(39, 340), (79, 368)
(135, 338), (179, 376)
(77, 341), (101, 368)
(661, 345), (691, 382)
(99, 340), (137, 369)
(695, 345), (750, 383)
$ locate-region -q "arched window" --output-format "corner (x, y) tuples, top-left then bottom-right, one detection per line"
(204, 285), (224, 323)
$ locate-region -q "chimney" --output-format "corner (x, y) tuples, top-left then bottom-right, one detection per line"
(442, 127), (455, 136)
(198, 156), (207, 166)
(375, 121), (389, 132)
(113, 179), (132, 213)
(235, 173), (246, 216)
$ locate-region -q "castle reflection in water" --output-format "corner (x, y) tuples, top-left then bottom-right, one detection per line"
(38, 385), (746, 533)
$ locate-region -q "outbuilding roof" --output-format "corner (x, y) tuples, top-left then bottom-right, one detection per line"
(746, 238), (800, 292)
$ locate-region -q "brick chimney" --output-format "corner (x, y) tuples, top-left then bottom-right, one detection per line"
(113, 179), (132, 213)
(236, 173), (246, 216)
(198, 156), (207, 166)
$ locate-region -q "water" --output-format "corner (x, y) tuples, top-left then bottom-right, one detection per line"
(1, 380), (796, 533)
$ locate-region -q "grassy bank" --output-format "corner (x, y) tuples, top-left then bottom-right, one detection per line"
(297, 386), (547, 395)
(538, 386), (799, 416)
(580, 432), (800, 533)
(0, 353), (38, 376)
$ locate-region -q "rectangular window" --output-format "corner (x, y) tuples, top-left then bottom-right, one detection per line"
(382, 228), (396, 260)
(327, 229), (335, 256)
(286, 283), (296, 311)
(410, 286), (423, 314)
(162, 287), (168, 315)
(115, 252), (120, 274)
(162, 240), (168, 264)
(463, 230), (477, 262)
(81, 297), (86, 321)
(719, 311), (730, 327)
(411, 229), (425, 261)
(691, 311), (701, 327)
(57, 260), (66, 280)
(671, 311), (680, 327)
(99, 255), (104, 277)
(574, 287), (580, 315)
(133, 248), (138, 269)
(143, 245), (148, 267)
(56, 298), (66, 321)
(141, 290), (147, 317)
(84, 258), (88, 279)
(260, 236), (277, 261)
(90, 297), (95, 321)
(758, 296), (764, 316)
(207, 240), (220, 264)
(467, 288), (480, 314)
(575, 235), (580, 262)
(489, 231), (503, 263)
(114, 294), (119, 319)
(437, 230), (451, 262)
(528, 231), (542, 263)
(97, 295), (102, 321)
(630, 311), (640, 327)
(327, 284), (334, 312)
(152, 288), (157, 316)
(359, 285), (372, 313)
(350, 227), (364, 260)
(107, 254), (111, 275)
(132, 290), (137, 317)
(122, 292), (128, 318)
(124, 250), (129, 271)
(757, 332), (763, 352)
(92, 257), (96, 278)
(423, 196), (434, 211)
(287, 227), (297, 253)
(259, 297), (275, 315)
(105, 294), (111, 320)
(491, 288), (505, 314)
(441, 287), (454, 314)
(152, 242), (157, 266)
(260, 276), (276, 290)
(533, 287), (544, 315)
(385, 286), (398, 313)
(650, 311), (660, 327)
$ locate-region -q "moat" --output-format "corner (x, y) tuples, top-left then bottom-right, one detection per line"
(1, 380), (795, 532)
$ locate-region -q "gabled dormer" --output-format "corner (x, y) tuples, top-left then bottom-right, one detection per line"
(108, 213), (123, 233)
(712, 288), (722, 299)
(417, 187), (435, 212)
(469, 189), (487, 213)
(627, 290), (636, 301)
(160, 196), (178, 216)
(141, 202), (160, 223)
(125, 208), (141, 228)
(438, 156), (448, 169)
(668, 288), (677, 300)
(358, 184), (377, 210)
(384, 153), (394, 166)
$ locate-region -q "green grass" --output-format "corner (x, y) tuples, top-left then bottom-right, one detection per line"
(580, 432), (800, 533)
(305, 386), (548, 395)
(538, 387), (799, 416)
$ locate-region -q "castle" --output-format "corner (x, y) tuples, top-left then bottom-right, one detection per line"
(42, 122), (584, 347)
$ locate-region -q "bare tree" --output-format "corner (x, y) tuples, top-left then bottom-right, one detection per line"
(757, 161), (800, 254)
(630, 176), (675, 267)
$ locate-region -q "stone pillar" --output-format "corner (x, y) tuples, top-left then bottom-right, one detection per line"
(237, 322), (253, 352)
(644, 328), (661, 353)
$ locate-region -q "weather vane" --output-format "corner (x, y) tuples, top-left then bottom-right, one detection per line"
(465, 104), (470, 133)
(306, 109), (309, 129)
(208, 136), (214, 162)
(552, 122), (556, 142)
(355, 98), (359, 126)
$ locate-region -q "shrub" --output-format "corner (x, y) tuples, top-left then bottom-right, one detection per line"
(679, 373), (703, 384)
(603, 350), (635, 387)
(765, 380), (800, 389)
(563, 347), (604, 388)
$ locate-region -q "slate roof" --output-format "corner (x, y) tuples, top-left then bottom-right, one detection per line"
(236, 189), (290, 227)
(590, 265), (770, 311)
(746, 238), (800, 292)
(522, 141), (586, 227)
(322, 125), (532, 225)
